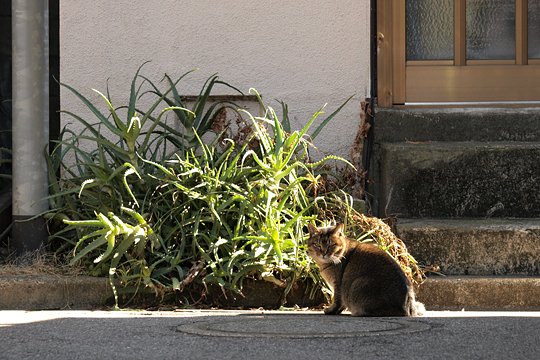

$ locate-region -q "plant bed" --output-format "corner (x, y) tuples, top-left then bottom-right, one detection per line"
(45, 65), (424, 309)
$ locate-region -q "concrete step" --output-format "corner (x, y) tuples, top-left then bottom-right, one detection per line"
(375, 108), (540, 143)
(375, 141), (540, 218)
(418, 276), (540, 311)
(397, 218), (540, 275)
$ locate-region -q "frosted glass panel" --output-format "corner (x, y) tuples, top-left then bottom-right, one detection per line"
(406, 0), (454, 60)
(530, 0), (540, 59)
(466, 0), (515, 60)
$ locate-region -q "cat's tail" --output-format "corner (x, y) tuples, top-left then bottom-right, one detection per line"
(407, 290), (426, 316)
(410, 299), (426, 316)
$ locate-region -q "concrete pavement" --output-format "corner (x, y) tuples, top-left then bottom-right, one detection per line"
(1, 310), (539, 359)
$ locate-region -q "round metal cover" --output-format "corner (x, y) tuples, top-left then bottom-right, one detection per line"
(176, 314), (431, 338)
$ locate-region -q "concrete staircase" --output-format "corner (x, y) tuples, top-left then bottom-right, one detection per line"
(371, 108), (540, 310)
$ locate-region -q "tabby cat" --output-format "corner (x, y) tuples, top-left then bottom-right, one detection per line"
(307, 223), (425, 317)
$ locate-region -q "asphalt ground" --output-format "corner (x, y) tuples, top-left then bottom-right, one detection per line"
(1, 310), (539, 359)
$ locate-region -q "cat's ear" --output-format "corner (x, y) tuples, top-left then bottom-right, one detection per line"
(307, 223), (319, 236)
(333, 223), (345, 236)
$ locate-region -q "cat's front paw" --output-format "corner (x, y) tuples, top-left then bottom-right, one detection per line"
(323, 304), (343, 315)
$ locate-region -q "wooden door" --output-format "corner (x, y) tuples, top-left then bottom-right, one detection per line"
(377, 0), (540, 106)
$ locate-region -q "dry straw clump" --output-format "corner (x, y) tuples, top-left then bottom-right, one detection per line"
(0, 250), (85, 276)
(351, 213), (425, 285)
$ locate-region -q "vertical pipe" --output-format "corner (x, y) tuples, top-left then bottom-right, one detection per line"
(12, 0), (49, 253)
(370, 0), (377, 99)
(362, 0), (377, 214)
(516, 0), (528, 65)
(454, 0), (466, 66)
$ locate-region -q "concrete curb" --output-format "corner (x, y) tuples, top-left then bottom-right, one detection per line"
(418, 276), (540, 311)
(1, 274), (539, 311)
(0, 275), (113, 310)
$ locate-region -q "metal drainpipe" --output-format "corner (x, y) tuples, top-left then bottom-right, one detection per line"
(12, 0), (49, 254)
(361, 0), (377, 212)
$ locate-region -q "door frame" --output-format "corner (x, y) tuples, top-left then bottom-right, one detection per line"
(377, 0), (540, 107)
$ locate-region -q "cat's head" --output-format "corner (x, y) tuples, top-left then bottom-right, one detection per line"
(306, 223), (347, 264)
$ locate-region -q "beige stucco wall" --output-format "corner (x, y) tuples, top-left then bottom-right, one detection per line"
(60, 0), (371, 157)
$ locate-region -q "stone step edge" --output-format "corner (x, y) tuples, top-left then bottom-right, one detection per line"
(374, 107), (540, 143)
(417, 276), (540, 311)
(397, 217), (540, 229)
(375, 141), (540, 218)
(381, 141), (540, 151)
(395, 218), (540, 275)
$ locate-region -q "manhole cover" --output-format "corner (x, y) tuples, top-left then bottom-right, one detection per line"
(176, 315), (431, 338)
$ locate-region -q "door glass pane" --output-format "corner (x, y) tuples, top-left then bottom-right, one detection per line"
(530, 0), (540, 59)
(406, 0), (454, 60)
(466, 0), (515, 60)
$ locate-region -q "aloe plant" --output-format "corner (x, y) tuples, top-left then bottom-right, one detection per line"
(48, 64), (240, 219)
(49, 71), (355, 306)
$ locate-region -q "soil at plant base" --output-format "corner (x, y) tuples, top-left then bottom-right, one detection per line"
(111, 279), (327, 311)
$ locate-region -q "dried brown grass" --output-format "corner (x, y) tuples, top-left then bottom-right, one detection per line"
(350, 213), (426, 285)
(0, 250), (86, 276)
